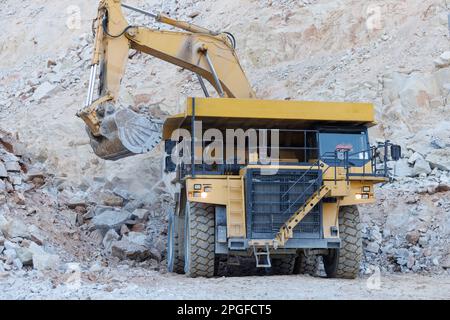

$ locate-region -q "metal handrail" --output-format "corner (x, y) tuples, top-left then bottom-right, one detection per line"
(281, 151), (346, 214)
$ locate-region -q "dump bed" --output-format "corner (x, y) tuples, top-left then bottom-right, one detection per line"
(163, 97), (375, 139)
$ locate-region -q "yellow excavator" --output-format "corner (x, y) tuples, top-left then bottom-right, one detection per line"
(78, 0), (255, 160)
(78, 0), (400, 278)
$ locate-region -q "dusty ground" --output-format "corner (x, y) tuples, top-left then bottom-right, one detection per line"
(1, 270), (448, 300)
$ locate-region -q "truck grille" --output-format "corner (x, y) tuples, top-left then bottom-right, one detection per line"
(245, 169), (322, 239)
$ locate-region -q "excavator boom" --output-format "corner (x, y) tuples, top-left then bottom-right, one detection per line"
(78, 0), (255, 160)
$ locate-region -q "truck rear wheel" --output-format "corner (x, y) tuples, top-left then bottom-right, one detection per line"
(184, 202), (215, 278)
(167, 211), (184, 274)
(293, 251), (318, 276)
(333, 205), (362, 279)
(271, 255), (296, 275)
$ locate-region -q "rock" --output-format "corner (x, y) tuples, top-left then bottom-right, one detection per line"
(15, 246), (33, 265)
(25, 167), (45, 181)
(131, 223), (146, 233)
(0, 214), (8, 232)
(406, 256), (415, 269)
(13, 258), (23, 270)
(426, 149), (450, 171)
(5, 161), (21, 172)
(406, 230), (420, 245)
(394, 158), (413, 177)
(431, 137), (446, 149)
(407, 152), (423, 165)
(120, 224), (130, 236)
(125, 232), (148, 247)
(31, 82), (57, 101)
(92, 210), (130, 232)
(1, 219), (30, 239)
(149, 247), (162, 262)
(111, 239), (150, 262)
(102, 229), (120, 253)
(102, 194), (124, 207)
(88, 229), (104, 246)
(365, 242), (380, 253)
(66, 197), (87, 209)
(89, 261), (103, 272)
(28, 225), (46, 245)
(131, 209), (149, 221)
(395, 248), (410, 266)
(434, 51), (450, 68)
(29, 242), (60, 271)
(0, 163), (7, 178)
(4, 248), (17, 263)
(442, 255), (450, 269)
(412, 158), (431, 176)
(188, 11), (200, 18)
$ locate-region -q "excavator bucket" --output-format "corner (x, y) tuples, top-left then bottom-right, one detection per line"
(87, 108), (163, 161)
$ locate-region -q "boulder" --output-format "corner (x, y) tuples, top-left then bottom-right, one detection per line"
(125, 232), (148, 247)
(407, 152), (423, 165)
(15, 246), (33, 265)
(92, 210), (130, 232)
(5, 161), (21, 172)
(29, 242), (60, 271)
(426, 149), (450, 171)
(434, 51), (450, 68)
(0, 163), (7, 178)
(102, 194), (124, 207)
(406, 230), (420, 245)
(412, 158), (431, 176)
(1, 219), (30, 239)
(131, 209), (149, 221)
(394, 158), (413, 177)
(102, 229), (120, 253)
(31, 82), (57, 101)
(365, 242), (380, 254)
(111, 239), (151, 262)
(28, 225), (46, 245)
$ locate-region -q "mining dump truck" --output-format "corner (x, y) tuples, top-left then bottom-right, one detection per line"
(78, 0), (400, 278)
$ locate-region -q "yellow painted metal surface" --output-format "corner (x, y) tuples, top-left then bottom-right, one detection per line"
(322, 201), (340, 238)
(186, 176), (246, 238)
(163, 97), (375, 139)
(275, 185), (331, 246)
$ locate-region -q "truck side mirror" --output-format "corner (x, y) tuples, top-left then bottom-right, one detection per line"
(390, 144), (401, 161)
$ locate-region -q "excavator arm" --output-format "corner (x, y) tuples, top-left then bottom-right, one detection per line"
(78, 0), (255, 160)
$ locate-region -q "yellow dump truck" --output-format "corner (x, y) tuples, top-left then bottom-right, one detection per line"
(79, 0), (400, 278)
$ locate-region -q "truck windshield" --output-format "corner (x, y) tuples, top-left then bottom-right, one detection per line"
(319, 131), (369, 161)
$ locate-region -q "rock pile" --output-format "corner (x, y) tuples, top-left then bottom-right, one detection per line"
(361, 176), (450, 275)
(0, 132), (61, 273)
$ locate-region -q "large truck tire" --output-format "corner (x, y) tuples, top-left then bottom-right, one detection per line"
(293, 250), (318, 276)
(333, 205), (362, 279)
(184, 202), (216, 278)
(167, 211), (184, 274)
(271, 255), (296, 275)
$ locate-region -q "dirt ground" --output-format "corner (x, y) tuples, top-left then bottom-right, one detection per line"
(0, 269), (448, 300)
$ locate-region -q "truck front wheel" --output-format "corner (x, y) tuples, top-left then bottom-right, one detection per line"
(184, 202), (216, 278)
(326, 205), (362, 279)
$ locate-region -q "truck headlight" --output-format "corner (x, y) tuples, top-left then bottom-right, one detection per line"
(201, 192), (208, 198)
